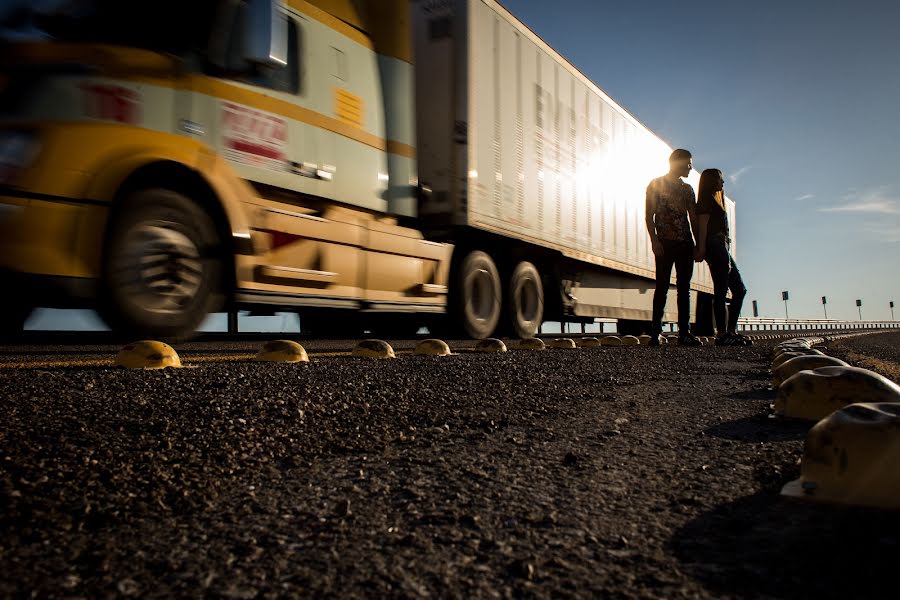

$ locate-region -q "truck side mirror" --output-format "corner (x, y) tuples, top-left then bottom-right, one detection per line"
(244, 0), (288, 67)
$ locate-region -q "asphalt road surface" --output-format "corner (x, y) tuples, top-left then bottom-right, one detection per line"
(2, 333), (899, 598)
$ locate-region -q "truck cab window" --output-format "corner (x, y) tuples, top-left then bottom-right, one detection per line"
(213, 8), (300, 95)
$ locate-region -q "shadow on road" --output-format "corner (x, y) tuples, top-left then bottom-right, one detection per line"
(704, 414), (809, 443)
(672, 489), (900, 599)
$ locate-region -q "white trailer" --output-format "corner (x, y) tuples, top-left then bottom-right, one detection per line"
(412, 0), (735, 335)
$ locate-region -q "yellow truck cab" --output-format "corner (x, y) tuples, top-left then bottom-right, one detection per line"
(0, 0), (452, 339)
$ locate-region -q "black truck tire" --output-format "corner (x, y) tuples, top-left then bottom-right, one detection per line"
(453, 250), (502, 339)
(506, 261), (543, 339)
(99, 188), (225, 340)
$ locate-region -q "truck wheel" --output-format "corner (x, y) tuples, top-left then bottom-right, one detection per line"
(454, 250), (501, 339)
(99, 189), (225, 340)
(507, 261), (543, 339)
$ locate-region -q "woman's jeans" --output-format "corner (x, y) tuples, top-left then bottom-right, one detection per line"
(705, 237), (747, 334)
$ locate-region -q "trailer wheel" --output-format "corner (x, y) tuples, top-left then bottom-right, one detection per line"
(506, 261), (543, 339)
(454, 250), (501, 339)
(99, 188), (225, 340)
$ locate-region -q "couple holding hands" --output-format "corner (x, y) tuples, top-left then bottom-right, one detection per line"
(645, 149), (749, 347)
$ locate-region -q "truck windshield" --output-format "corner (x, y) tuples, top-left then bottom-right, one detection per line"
(2, 0), (224, 54)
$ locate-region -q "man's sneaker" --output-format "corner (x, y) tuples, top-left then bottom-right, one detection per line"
(715, 332), (744, 346)
(648, 334), (662, 347)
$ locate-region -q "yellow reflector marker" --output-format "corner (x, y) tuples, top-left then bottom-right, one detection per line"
(114, 341), (182, 370)
(774, 344), (816, 358)
(774, 365), (900, 420)
(638, 335), (651, 346)
(772, 349), (824, 370)
(516, 338), (546, 350)
(474, 338), (508, 353)
(254, 340), (309, 363)
(621, 335), (640, 346)
(774, 342), (812, 356)
(548, 338), (577, 349)
(414, 339), (453, 356)
(781, 403), (900, 509)
(352, 339), (396, 359)
(579, 337), (601, 348)
(772, 355), (848, 387)
(600, 336), (622, 347)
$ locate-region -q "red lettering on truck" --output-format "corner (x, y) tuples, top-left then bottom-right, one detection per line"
(81, 84), (141, 125)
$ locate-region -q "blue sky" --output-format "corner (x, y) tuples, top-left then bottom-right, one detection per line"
(22, 0), (900, 330)
(500, 0), (900, 321)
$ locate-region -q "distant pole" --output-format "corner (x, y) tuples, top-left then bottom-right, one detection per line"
(856, 299), (863, 320)
(752, 300), (759, 318)
(891, 301), (895, 320)
(782, 291), (790, 320)
(227, 310), (239, 334)
(822, 296), (828, 320)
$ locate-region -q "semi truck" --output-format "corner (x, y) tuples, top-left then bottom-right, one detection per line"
(0, 0), (734, 340)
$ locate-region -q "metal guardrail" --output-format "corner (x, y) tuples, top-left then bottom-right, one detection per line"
(544, 317), (900, 336)
(736, 318), (900, 332)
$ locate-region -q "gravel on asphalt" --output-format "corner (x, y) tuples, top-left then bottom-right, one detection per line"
(2, 334), (900, 598)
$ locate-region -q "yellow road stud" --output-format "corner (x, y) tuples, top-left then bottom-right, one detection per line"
(774, 341), (812, 356)
(781, 403), (900, 509)
(114, 341), (182, 370)
(600, 336), (622, 347)
(579, 337), (601, 348)
(621, 335), (641, 346)
(255, 340), (309, 363)
(414, 339), (453, 356)
(772, 355), (848, 387)
(474, 338), (508, 353)
(548, 338), (577, 349)
(772, 349), (824, 370)
(774, 366), (900, 420)
(516, 338), (546, 350)
(638, 335), (651, 346)
(352, 339), (396, 359)
(774, 343), (817, 355)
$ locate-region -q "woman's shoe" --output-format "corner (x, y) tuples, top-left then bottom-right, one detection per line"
(678, 332), (703, 346)
(715, 332), (739, 346)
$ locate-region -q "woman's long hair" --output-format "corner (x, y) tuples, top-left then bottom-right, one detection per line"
(698, 168), (725, 209)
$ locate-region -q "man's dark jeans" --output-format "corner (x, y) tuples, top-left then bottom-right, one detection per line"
(652, 239), (694, 335)
(705, 236), (747, 333)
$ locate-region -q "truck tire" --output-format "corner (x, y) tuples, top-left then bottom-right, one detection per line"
(99, 188), (225, 340)
(453, 250), (501, 339)
(506, 261), (543, 339)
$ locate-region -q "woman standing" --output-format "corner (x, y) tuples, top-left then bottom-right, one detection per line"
(695, 169), (751, 346)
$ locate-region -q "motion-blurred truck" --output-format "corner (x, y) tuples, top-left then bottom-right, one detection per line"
(0, 0), (733, 339)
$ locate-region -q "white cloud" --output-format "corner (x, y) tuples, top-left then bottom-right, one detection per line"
(864, 224), (900, 243)
(820, 186), (900, 215)
(728, 166), (752, 184)
(793, 193), (815, 202)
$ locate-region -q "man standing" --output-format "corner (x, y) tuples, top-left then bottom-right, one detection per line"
(645, 149), (702, 346)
